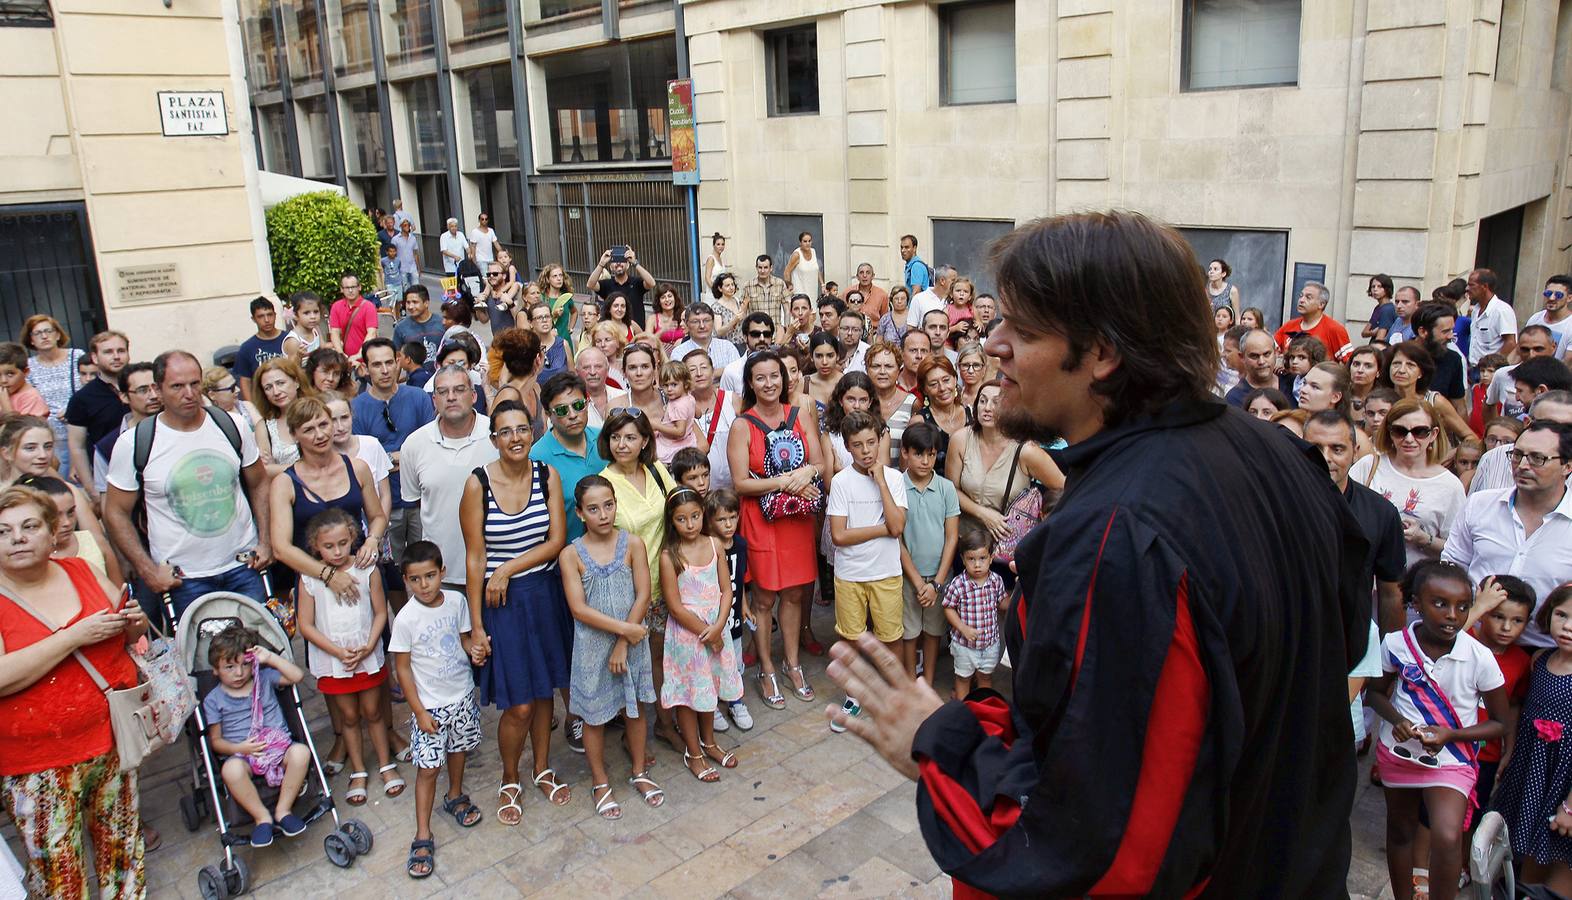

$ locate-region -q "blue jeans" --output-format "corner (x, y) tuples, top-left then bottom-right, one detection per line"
(166, 564), (267, 621)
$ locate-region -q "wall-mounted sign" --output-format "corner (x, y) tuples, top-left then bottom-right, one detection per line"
(668, 79), (698, 186)
(158, 91), (228, 137)
(116, 263), (182, 303)
(1290, 262), (1327, 321)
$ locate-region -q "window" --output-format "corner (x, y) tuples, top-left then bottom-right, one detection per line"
(941, 1), (1015, 105)
(241, 0), (282, 91)
(1177, 228), (1289, 329)
(296, 96), (336, 179)
(383, 0), (433, 65)
(763, 214), (823, 276)
(257, 104), (292, 173)
(0, 1), (52, 26)
(464, 65), (518, 169)
(283, 0), (324, 83)
(343, 87), (386, 175)
(542, 37), (677, 165)
(765, 24), (819, 116)
(326, 0), (374, 76)
(401, 77), (447, 172)
(931, 219), (1014, 296)
(1182, 0), (1300, 91)
(454, 0), (507, 41)
(531, 0), (599, 19)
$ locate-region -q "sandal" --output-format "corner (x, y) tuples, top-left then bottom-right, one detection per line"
(140, 819), (162, 853)
(496, 783), (523, 827)
(620, 732), (657, 770)
(532, 768), (572, 806)
(785, 664), (815, 702)
(395, 744), (414, 764)
(592, 784), (621, 820)
(442, 793), (482, 827)
(407, 838), (435, 879)
(379, 763), (406, 798)
(699, 740), (738, 769)
(344, 772), (369, 806)
(757, 671), (787, 710)
(682, 750), (720, 783)
(628, 772), (665, 807)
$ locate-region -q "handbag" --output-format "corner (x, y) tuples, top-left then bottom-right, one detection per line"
(0, 584), (189, 772)
(242, 655), (295, 787)
(743, 408), (825, 521)
(993, 443), (1052, 566)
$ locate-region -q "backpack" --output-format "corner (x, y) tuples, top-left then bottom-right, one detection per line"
(130, 407), (245, 538)
(741, 407), (824, 521)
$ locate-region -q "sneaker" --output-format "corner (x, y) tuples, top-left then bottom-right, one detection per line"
(567, 716), (585, 753)
(277, 814), (307, 837)
(712, 709), (730, 732)
(728, 700), (754, 731)
(829, 697), (860, 734)
(250, 821), (275, 848)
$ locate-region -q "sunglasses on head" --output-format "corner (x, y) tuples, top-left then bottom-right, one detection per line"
(1389, 424), (1434, 441)
(609, 406), (645, 419)
(551, 398), (588, 417)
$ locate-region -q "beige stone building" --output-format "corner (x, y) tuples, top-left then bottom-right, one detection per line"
(0, 0), (275, 360)
(684, 0), (1572, 328)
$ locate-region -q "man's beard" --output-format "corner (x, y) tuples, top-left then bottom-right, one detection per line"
(998, 403), (1062, 446)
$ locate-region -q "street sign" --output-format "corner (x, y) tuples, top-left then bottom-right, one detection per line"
(157, 91), (229, 137)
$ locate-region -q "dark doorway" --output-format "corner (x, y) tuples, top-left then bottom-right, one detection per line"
(1178, 227), (1290, 329)
(0, 203), (106, 345)
(763, 213), (823, 284)
(1476, 205), (1525, 309)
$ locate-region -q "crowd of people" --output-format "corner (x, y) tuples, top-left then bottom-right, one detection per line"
(3, 206), (1572, 898)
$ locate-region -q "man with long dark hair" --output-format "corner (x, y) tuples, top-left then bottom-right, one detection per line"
(826, 211), (1369, 898)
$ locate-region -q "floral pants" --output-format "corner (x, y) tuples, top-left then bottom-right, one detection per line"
(0, 750), (143, 899)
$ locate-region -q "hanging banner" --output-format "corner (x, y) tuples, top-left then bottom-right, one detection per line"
(668, 79), (698, 186)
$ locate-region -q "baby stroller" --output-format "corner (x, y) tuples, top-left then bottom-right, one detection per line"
(169, 590), (373, 899)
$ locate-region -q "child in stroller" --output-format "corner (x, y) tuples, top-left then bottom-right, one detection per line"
(201, 625), (312, 847)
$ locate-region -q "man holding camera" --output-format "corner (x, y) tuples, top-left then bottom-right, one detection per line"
(588, 245), (656, 329)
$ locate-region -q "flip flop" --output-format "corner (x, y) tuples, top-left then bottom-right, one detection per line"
(497, 783), (523, 827)
(379, 763), (406, 798)
(345, 772), (369, 806)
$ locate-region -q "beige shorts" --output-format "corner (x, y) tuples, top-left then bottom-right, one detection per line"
(902, 577), (947, 640)
(833, 576), (904, 644)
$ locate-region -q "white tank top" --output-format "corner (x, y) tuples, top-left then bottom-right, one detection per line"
(790, 249), (820, 299)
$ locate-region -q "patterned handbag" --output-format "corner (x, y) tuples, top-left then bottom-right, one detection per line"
(743, 408), (825, 521)
(993, 444), (1056, 566)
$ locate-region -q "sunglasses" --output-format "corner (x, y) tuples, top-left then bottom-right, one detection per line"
(609, 406), (645, 419)
(381, 403), (396, 432)
(1391, 744), (1440, 768)
(746, 329), (772, 339)
(208, 383), (240, 394)
(1545, 290), (1567, 300)
(1389, 424), (1434, 441)
(551, 398), (588, 417)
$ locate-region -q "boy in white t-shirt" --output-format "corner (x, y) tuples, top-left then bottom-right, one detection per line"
(825, 410), (907, 732)
(389, 542), (487, 880)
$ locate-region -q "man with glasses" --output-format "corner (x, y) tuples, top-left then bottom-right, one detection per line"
(1528, 274), (1572, 360)
(720, 312), (778, 393)
(91, 362), (162, 499)
(1445, 420), (1572, 646)
(478, 262), (517, 332)
(329, 270), (379, 359)
(233, 296), (286, 404)
(393, 284), (447, 364)
(671, 302), (740, 370)
(400, 365), (497, 590)
(1473, 390), (1572, 494)
(839, 311), (870, 373)
(469, 213), (498, 266)
(531, 373), (607, 541)
(352, 338), (435, 575)
(104, 350), (272, 618)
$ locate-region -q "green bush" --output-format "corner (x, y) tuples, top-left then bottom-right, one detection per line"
(265, 190), (379, 302)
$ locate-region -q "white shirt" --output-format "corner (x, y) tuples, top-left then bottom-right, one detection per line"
(438, 230), (470, 274)
(1470, 296), (1519, 365)
(694, 390), (737, 490)
(844, 341), (869, 374)
(720, 354), (753, 395)
(1443, 486), (1572, 646)
(1348, 455), (1466, 568)
(300, 565), (382, 680)
(1485, 362), (1525, 418)
(467, 226), (498, 263)
(399, 414), (499, 581)
(105, 413), (262, 578)
(1379, 624), (1504, 765)
(348, 434), (393, 490)
(388, 589), (475, 708)
(586, 388), (630, 430)
(908, 289), (945, 328)
(826, 465), (908, 581)
(1526, 309), (1572, 359)
(671, 337), (740, 371)
(1472, 443), (1515, 494)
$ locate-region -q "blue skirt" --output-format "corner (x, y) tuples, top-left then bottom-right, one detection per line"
(475, 566), (573, 709)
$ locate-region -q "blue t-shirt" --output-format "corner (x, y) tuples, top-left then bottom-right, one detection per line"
(202, 665), (288, 746)
(393, 314), (448, 364)
(232, 333), (288, 385)
(406, 365), (433, 390)
(904, 257), (933, 293)
(351, 385), (435, 510)
(1367, 302), (1397, 333)
(529, 426), (606, 542)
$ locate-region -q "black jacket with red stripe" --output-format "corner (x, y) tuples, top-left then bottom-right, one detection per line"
(911, 397), (1369, 898)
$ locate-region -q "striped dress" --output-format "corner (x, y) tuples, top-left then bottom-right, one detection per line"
(472, 460), (572, 708)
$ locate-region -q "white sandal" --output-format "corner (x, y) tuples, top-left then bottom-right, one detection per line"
(592, 784), (621, 820)
(344, 772), (369, 806)
(379, 763), (406, 797)
(628, 772), (665, 807)
(532, 768), (571, 806)
(496, 783), (523, 826)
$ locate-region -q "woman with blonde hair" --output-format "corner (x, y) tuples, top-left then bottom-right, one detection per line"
(252, 357), (318, 477)
(538, 263), (577, 344)
(203, 365), (261, 430)
(590, 320), (630, 389)
(1348, 396), (1464, 567)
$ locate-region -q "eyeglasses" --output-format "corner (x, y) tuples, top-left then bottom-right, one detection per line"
(551, 398), (588, 417)
(609, 407), (645, 419)
(1391, 744), (1440, 768)
(492, 426), (531, 440)
(1388, 424), (1435, 441)
(958, 362), (985, 371)
(1485, 434), (1514, 449)
(1545, 290), (1567, 300)
(1509, 449), (1564, 468)
(30, 326), (56, 336)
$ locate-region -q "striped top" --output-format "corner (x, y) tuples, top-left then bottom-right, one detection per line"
(480, 461), (555, 579)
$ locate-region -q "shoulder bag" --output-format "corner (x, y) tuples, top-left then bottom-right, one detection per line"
(993, 443), (1052, 566)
